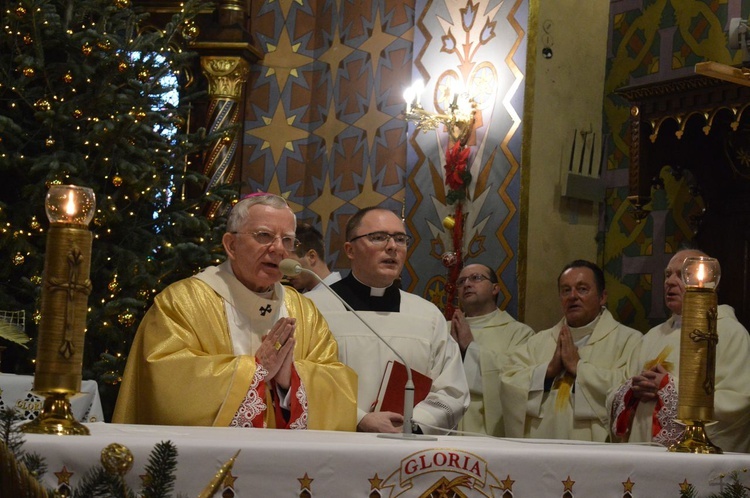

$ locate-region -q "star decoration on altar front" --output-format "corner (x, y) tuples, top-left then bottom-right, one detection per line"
(622, 477), (635, 492)
(562, 475), (575, 492)
(369, 473), (383, 490)
(298, 472), (314, 490)
(679, 479), (692, 492)
(500, 474), (515, 491)
(54, 466), (74, 485)
(223, 471), (238, 489)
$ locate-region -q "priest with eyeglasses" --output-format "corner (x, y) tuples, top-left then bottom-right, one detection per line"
(307, 206), (469, 435)
(450, 263), (534, 437)
(113, 193), (357, 431)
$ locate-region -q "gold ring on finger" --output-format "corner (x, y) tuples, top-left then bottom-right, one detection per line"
(274, 341), (282, 351)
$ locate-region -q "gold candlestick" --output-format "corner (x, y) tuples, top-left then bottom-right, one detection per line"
(22, 185), (95, 436)
(669, 256), (722, 454)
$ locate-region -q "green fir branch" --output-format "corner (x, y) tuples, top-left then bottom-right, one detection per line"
(140, 441), (179, 498)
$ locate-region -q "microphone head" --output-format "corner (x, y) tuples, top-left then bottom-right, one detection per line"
(279, 258), (303, 276)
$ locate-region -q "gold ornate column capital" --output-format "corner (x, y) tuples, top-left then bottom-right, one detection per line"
(200, 57), (251, 99)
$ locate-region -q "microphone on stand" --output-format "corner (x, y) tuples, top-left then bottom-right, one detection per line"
(279, 259), (436, 440)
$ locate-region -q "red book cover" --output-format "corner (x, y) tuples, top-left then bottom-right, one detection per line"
(373, 360), (432, 415)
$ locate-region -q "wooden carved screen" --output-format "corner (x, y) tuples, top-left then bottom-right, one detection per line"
(619, 74), (750, 329)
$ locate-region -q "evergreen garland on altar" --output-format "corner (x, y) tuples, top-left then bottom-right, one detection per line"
(0, 0), (237, 419)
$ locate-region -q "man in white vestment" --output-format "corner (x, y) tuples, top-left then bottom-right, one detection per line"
(500, 260), (641, 441)
(609, 249), (750, 452)
(307, 207), (469, 435)
(286, 223), (341, 292)
(113, 194), (357, 431)
(451, 263), (534, 436)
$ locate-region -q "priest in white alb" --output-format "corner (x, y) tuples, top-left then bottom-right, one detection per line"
(307, 207), (469, 435)
(609, 249), (750, 452)
(450, 263), (534, 436)
(500, 260), (641, 441)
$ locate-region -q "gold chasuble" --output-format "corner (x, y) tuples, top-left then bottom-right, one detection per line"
(113, 267), (357, 431)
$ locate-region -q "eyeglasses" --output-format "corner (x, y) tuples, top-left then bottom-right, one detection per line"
(230, 230), (300, 251)
(349, 231), (413, 247)
(456, 274), (491, 287)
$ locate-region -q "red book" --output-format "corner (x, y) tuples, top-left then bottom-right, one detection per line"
(373, 360), (433, 415)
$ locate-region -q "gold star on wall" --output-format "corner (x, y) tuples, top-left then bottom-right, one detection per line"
(265, 171), (302, 213)
(298, 472), (314, 490)
(358, 9), (397, 77)
(261, 26), (313, 91)
(314, 98), (349, 161)
(353, 89), (394, 153)
(247, 101), (309, 164)
(308, 173), (346, 236)
(679, 479), (692, 492)
(350, 166), (388, 210)
(317, 22), (355, 83)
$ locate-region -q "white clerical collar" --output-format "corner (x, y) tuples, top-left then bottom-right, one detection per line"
(567, 308), (603, 342)
(465, 309), (503, 328)
(351, 272), (388, 297)
(194, 261), (283, 327)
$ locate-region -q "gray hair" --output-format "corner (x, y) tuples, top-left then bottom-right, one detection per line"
(226, 194), (291, 232)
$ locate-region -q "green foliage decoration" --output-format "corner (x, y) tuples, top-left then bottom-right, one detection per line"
(0, 0), (237, 418)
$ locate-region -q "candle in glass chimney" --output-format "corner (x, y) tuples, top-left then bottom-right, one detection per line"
(65, 190), (77, 220)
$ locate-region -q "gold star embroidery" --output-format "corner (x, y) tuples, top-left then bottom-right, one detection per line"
(679, 479), (691, 492)
(298, 473), (314, 490)
(622, 477), (635, 492)
(562, 475), (575, 491)
(501, 475), (515, 491)
(223, 471), (237, 489)
(369, 473), (383, 490)
(54, 466), (74, 485)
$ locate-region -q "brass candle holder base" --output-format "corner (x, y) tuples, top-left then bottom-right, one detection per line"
(21, 392), (90, 436)
(668, 421), (722, 454)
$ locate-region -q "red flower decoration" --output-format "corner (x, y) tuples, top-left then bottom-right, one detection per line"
(444, 142), (472, 204)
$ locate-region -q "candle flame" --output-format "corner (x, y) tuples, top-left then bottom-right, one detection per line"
(65, 191), (77, 217)
(697, 263), (705, 282)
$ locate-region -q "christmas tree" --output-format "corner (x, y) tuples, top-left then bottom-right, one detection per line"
(0, 0), (237, 418)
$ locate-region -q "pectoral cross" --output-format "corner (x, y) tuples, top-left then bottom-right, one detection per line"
(688, 306), (719, 395)
(47, 247), (92, 359)
(259, 304), (272, 316)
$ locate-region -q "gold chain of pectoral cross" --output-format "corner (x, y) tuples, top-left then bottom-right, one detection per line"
(47, 247), (92, 359)
(689, 306), (719, 395)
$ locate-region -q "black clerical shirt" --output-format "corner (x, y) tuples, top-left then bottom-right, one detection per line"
(330, 272), (401, 312)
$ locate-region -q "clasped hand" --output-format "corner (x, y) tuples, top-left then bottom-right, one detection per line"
(631, 364), (668, 401)
(546, 325), (580, 379)
(450, 309), (474, 354)
(256, 317), (296, 390)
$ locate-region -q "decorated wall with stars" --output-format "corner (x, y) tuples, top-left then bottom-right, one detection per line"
(240, 0), (528, 316)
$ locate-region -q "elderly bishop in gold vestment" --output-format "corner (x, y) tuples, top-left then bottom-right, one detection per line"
(113, 194), (357, 430)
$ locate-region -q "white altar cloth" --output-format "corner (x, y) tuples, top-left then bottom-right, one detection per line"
(0, 373), (103, 422)
(21, 423), (750, 497)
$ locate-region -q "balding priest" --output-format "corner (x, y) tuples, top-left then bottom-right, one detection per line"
(113, 193), (357, 430)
